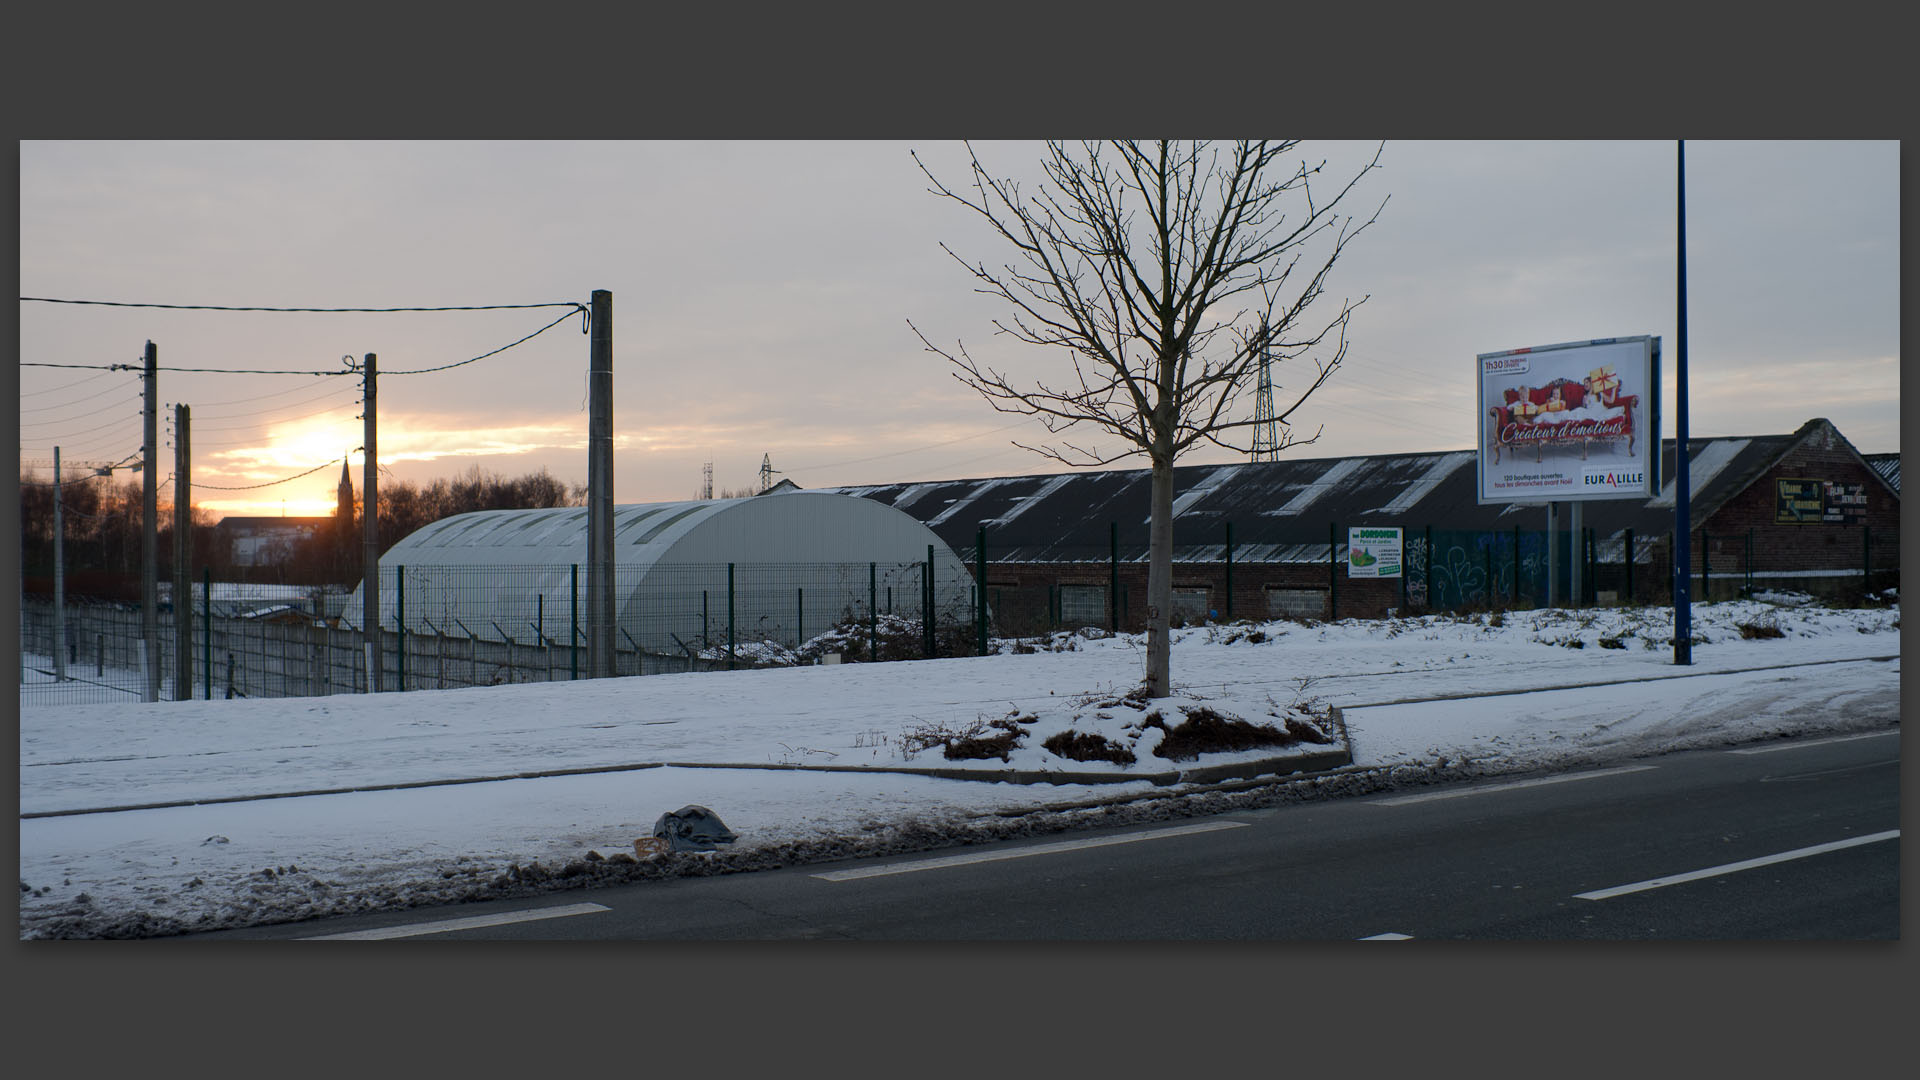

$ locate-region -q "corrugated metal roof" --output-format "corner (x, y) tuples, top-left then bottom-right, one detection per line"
(819, 420), (1888, 563)
(1864, 453), (1900, 494)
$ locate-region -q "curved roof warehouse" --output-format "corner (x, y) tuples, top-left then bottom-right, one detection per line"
(341, 491), (978, 657)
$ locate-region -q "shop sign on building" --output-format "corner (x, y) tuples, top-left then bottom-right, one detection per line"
(1776, 479), (1867, 524)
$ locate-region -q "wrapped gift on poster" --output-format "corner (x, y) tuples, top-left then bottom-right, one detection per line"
(1510, 387), (1540, 418)
(1544, 386), (1567, 412)
(1586, 365), (1621, 402)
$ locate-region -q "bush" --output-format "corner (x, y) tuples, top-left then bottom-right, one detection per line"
(1041, 730), (1137, 765)
(1145, 705), (1306, 762)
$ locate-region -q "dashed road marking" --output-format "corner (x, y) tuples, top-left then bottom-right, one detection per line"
(299, 902), (610, 940)
(1730, 730), (1898, 754)
(1574, 830), (1900, 901)
(1369, 765), (1656, 806)
(812, 820), (1249, 881)
(1360, 932), (1413, 940)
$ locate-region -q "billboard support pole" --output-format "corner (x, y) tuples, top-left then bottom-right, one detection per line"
(1569, 501), (1583, 608)
(1545, 503), (1558, 607)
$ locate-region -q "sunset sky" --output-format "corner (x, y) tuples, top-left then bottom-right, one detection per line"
(17, 140), (1900, 521)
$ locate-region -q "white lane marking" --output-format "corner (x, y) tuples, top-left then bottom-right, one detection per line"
(1730, 731), (1899, 754)
(1574, 830), (1900, 901)
(1360, 932), (1413, 940)
(812, 820), (1249, 882)
(300, 902), (610, 940)
(1369, 765), (1656, 806)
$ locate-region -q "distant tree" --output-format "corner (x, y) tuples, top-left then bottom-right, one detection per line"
(911, 140), (1384, 698)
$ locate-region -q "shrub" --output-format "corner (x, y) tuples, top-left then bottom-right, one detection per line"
(1145, 705), (1304, 762)
(1041, 730), (1137, 765)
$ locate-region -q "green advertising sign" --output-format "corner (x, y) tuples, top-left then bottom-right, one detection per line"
(1347, 526), (1403, 578)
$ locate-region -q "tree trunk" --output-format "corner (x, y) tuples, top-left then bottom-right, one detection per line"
(1145, 454), (1174, 698)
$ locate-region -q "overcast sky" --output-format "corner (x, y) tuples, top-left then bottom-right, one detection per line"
(16, 140), (1899, 519)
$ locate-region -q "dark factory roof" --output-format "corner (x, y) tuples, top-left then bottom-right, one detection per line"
(817, 419), (1892, 564)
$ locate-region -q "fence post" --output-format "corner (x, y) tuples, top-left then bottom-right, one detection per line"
(395, 565), (406, 692)
(1224, 520), (1234, 620)
(1512, 526), (1521, 608)
(202, 567), (212, 700)
(1400, 528), (1409, 613)
(1483, 537), (1493, 610)
(869, 562), (877, 661)
(1109, 522), (1119, 632)
(1329, 521), (1339, 620)
(570, 564), (580, 680)
(1863, 524), (1871, 597)
(727, 562), (736, 670)
(1424, 525), (1432, 613)
(925, 544), (936, 659)
(797, 587), (804, 651)
(1704, 530), (1720, 607)
(976, 525), (987, 655)
(1625, 528), (1635, 605)
(1746, 528), (1754, 597)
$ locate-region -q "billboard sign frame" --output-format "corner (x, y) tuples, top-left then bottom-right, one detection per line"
(1476, 335), (1660, 505)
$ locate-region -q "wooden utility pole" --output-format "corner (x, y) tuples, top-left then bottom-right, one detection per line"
(174, 404), (193, 700)
(362, 353), (381, 691)
(588, 290), (614, 678)
(142, 341), (160, 703)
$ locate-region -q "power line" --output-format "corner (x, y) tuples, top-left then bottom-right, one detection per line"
(190, 458), (353, 491)
(21, 306), (584, 377)
(381, 308), (582, 375)
(19, 368), (118, 397)
(21, 297), (585, 315)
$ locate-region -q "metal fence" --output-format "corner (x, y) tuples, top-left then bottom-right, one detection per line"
(20, 522), (1897, 710)
(20, 558), (989, 710)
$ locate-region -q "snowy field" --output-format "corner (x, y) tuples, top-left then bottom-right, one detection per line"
(17, 593), (1901, 939)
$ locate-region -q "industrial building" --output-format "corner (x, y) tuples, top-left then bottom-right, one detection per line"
(819, 418), (1898, 629)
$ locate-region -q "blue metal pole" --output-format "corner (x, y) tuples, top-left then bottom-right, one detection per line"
(1674, 140), (1693, 664)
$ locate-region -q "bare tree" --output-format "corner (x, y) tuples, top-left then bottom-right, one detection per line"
(911, 140), (1384, 698)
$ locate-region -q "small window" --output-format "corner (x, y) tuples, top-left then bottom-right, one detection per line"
(1265, 586), (1326, 619)
(1059, 584), (1108, 626)
(1171, 586), (1211, 621)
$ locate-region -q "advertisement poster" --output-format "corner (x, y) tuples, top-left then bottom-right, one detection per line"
(1776, 479), (1867, 524)
(1347, 526), (1402, 578)
(1477, 336), (1659, 504)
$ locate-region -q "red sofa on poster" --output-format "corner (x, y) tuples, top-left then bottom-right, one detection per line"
(1488, 377), (1638, 464)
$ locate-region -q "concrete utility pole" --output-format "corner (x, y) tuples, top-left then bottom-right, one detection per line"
(362, 353), (381, 691)
(587, 290), (614, 678)
(142, 341), (160, 703)
(53, 447), (66, 681)
(174, 404), (193, 700)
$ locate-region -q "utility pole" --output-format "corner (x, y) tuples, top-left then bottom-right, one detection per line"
(53, 447), (66, 681)
(1674, 141), (1693, 665)
(142, 341), (160, 703)
(759, 454), (778, 494)
(587, 289), (614, 679)
(362, 353), (381, 691)
(174, 404), (193, 699)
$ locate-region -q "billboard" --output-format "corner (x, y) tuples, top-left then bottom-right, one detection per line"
(1477, 336), (1659, 504)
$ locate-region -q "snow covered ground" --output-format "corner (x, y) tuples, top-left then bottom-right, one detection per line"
(17, 593), (1901, 939)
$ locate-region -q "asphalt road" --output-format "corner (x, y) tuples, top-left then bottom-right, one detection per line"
(201, 729), (1901, 941)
